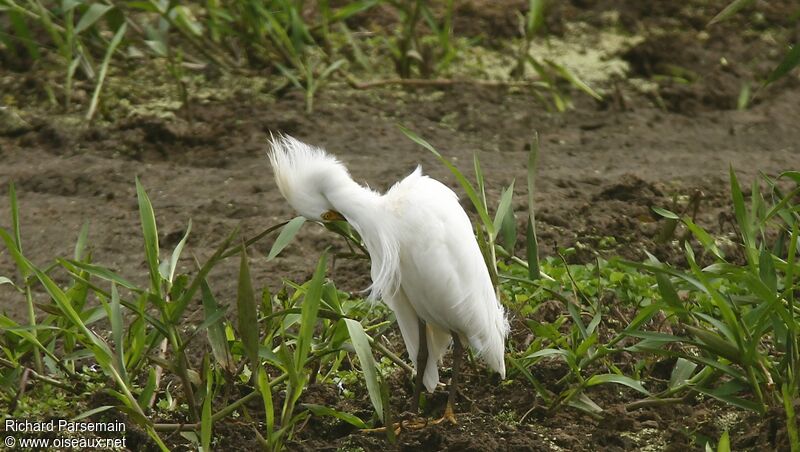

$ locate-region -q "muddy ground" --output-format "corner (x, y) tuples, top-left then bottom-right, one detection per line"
(1, 0), (799, 450)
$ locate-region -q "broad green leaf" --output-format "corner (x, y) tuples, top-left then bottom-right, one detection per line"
(136, 176), (161, 296)
(344, 318), (383, 421)
(267, 216), (306, 261)
(669, 358), (697, 389)
(302, 403), (368, 429)
(765, 42), (800, 85)
(71, 405), (115, 422)
(758, 247), (777, 295)
(201, 280), (234, 372)
(166, 220), (191, 284)
(62, 259), (139, 291)
(652, 207), (679, 220)
(655, 273), (682, 310)
(493, 180), (515, 238)
(586, 374), (650, 395)
(257, 367), (275, 443)
(237, 247), (259, 370)
(296, 253), (327, 368)
(75, 4), (113, 34)
(693, 385), (762, 412)
(717, 430), (731, 452)
(567, 393), (603, 414)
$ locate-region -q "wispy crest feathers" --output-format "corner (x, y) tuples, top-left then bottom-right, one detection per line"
(267, 134), (400, 301)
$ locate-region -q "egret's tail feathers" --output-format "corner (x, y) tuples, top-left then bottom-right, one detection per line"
(468, 288), (509, 378)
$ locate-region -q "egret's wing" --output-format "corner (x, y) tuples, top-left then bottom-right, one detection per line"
(386, 171), (508, 376)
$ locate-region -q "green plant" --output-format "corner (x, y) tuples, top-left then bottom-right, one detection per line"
(0, 178), (401, 450)
(384, 0), (457, 78)
(0, 1), (129, 114)
(624, 169), (800, 451)
(710, 0), (800, 85)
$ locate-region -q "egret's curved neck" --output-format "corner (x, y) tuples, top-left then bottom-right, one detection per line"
(323, 174), (381, 224)
(323, 173), (398, 301)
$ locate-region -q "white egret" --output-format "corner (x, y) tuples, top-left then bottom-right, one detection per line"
(268, 135), (509, 423)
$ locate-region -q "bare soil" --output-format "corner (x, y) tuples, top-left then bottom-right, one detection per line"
(1, 1), (799, 450)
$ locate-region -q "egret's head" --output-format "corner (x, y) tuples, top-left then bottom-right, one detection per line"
(268, 134), (349, 222)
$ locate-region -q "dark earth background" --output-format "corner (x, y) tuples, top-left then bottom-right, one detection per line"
(1, 0), (799, 450)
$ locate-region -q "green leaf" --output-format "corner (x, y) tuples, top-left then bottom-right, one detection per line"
(526, 0), (546, 35)
(74, 222), (90, 261)
(75, 4), (114, 34)
(296, 253), (326, 369)
(344, 318), (383, 421)
(669, 358), (698, 389)
(526, 133), (541, 280)
(237, 247), (259, 371)
(545, 59), (602, 101)
(398, 125), (495, 233)
(758, 248), (777, 295)
(87, 22), (127, 121)
(717, 430), (731, 452)
(586, 374), (650, 395)
(652, 207), (679, 220)
(257, 367), (275, 443)
(110, 283), (128, 384)
(655, 273), (682, 311)
(302, 403), (368, 429)
(693, 385), (762, 412)
(166, 219), (191, 284)
(567, 393), (602, 414)
(135, 175), (161, 295)
(62, 259), (139, 291)
(493, 180), (516, 250)
(764, 42), (800, 85)
(201, 280), (234, 372)
(267, 216), (306, 261)
(71, 405), (115, 423)
(708, 0), (755, 25)
(201, 359), (213, 452)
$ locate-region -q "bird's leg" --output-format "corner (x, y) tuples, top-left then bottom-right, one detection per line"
(441, 332), (463, 425)
(411, 318), (428, 413)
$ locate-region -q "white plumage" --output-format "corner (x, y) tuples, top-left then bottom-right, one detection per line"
(268, 135), (508, 404)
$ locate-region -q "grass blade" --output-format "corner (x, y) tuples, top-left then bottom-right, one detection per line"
(296, 253), (327, 369)
(765, 42), (800, 85)
(344, 318), (383, 421)
(267, 216), (306, 261)
(87, 22), (126, 121)
(526, 133), (541, 279)
(398, 125), (495, 232)
(201, 279), (234, 372)
(586, 373), (650, 396)
(709, 0), (755, 25)
(135, 176), (161, 295)
(237, 246), (259, 371)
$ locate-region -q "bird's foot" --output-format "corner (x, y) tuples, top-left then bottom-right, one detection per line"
(433, 403), (457, 425)
(360, 412), (430, 435)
